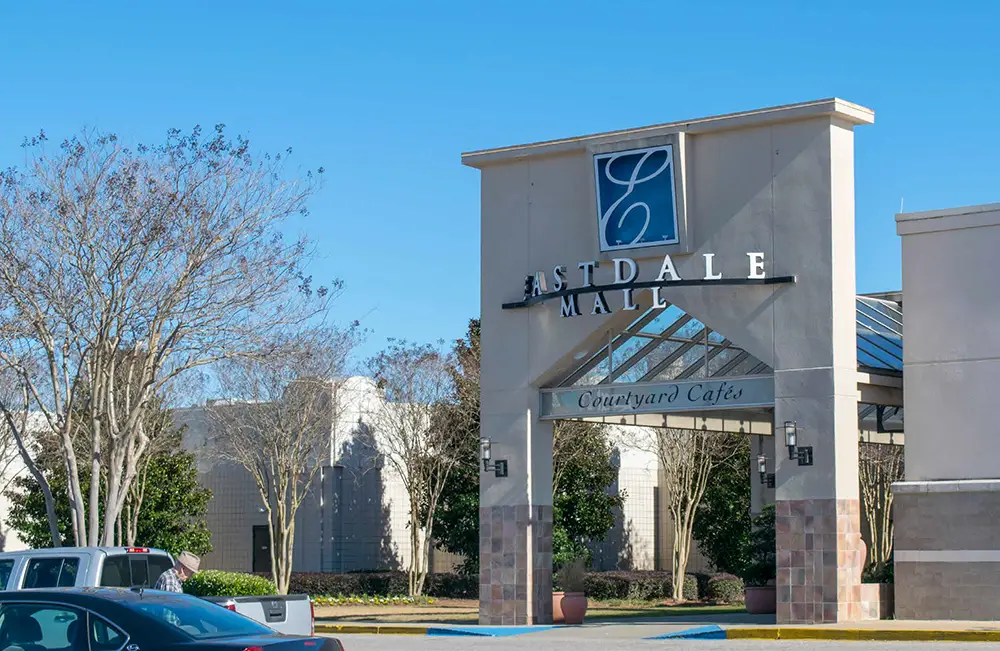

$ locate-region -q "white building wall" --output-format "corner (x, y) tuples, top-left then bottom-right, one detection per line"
(0, 383), (663, 574)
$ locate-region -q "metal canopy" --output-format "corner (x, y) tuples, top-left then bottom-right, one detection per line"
(553, 294), (905, 389)
(556, 303), (773, 388)
(856, 295), (903, 375)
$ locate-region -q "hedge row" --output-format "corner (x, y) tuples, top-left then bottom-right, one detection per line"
(184, 569), (745, 603)
(706, 573), (745, 603)
(284, 571), (725, 602)
(580, 571), (700, 601)
(185, 570), (277, 597)
(286, 572), (478, 599)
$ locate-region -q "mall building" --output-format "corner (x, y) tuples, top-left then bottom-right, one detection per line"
(462, 98), (1000, 625)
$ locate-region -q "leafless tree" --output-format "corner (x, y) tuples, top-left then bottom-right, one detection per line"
(0, 126), (331, 547)
(366, 341), (464, 596)
(118, 397), (180, 547)
(208, 327), (356, 594)
(624, 426), (740, 600)
(859, 440), (903, 573)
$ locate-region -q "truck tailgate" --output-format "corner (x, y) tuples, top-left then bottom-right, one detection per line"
(206, 594), (313, 636)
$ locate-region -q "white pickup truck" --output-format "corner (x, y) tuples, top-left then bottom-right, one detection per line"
(0, 546), (314, 636)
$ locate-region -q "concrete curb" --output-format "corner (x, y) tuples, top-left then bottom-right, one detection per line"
(725, 627), (1000, 642)
(314, 623), (558, 637)
(315, 624), (428, 636)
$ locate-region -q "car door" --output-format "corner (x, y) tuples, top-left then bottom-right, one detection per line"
(0, 601), (87, 650)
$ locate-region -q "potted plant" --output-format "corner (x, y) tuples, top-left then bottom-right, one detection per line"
(742, 504), (776, 614)
(553, 557), (588, 625)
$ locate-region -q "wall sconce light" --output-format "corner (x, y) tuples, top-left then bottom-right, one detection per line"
(784, 421), (813, 466)
(757, 453), (775, 488)
(480, 438), (508, 478)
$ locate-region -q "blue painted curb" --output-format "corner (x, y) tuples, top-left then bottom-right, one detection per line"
(428, 625), (560, 637)
(646, 625), (727, 640)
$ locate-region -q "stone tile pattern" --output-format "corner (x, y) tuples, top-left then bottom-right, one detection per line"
(895, 490), (1000, 620)
(776, 499), (865, 623)
(479, 505), (553, 625)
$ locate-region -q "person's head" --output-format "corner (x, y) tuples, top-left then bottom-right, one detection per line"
(174, 551), (201, 582)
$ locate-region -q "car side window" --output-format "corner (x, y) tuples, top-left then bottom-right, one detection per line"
(0, 560), (14, 590)
(0, 603), (84, 651)
(100, 554), (132, 587)
(22, 557), (80, 588)
(90, 615), (128, 651)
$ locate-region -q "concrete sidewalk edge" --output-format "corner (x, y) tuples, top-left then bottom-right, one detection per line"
(726, 627), (1000, 642)
(315, 624), (429, 635)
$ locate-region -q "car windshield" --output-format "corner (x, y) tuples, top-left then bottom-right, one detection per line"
(128, 597), (274, 640)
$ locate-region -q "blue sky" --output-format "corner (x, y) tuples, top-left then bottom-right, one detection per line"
(2, 1), (998, 366)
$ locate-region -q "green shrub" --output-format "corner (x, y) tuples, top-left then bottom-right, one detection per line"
(742, 505), (776, 587)
(707, 573), (745, 603)
(863, 557), (894, 584)
(183, 570), (276, 597)
(581, 571), (699, 601)
(282, 572), (477, 599)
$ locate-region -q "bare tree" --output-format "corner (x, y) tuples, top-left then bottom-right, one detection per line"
(118, 396), (181, 547)
(624, 427), (740, 600)
(209, 327), (356, 594)
(859, 441), (903, 573)
(0, 126), (330, 546)
(366, 341), (463, 596)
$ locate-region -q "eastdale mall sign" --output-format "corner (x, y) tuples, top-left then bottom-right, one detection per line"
(503, 252), (795, 317)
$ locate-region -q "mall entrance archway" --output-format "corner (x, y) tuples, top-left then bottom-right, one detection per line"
(463, 98), (879, 625)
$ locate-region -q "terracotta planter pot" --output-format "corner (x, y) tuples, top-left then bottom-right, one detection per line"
(744, 585), (776, 614)
(552, 591), (565, 623)
(552, 591), (588, 624)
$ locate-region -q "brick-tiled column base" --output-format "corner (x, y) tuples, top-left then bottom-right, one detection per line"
(776, 499), (864, 623)
(479, 505), (553, 625)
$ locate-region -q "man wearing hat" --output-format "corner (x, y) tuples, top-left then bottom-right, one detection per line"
(154, 551), (200, 592)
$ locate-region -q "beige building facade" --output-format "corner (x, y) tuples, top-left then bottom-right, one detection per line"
(462, 98), (901, 626)
(893, 203), (1000, 619)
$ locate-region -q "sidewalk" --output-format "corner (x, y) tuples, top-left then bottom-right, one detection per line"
(316, 616), (1000, 641)
(719, 619), (1000, 642)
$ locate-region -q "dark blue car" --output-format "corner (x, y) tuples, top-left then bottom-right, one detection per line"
(0, 587), (343, 651)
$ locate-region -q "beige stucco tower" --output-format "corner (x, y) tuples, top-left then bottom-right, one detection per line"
(463, 99), (875, 625)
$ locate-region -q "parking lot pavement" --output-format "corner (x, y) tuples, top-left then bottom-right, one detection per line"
(330, 634), (1000, 651)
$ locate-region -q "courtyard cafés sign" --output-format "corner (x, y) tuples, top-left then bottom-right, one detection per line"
(540, 376), (774, 420)
(503, 253), (795, 317)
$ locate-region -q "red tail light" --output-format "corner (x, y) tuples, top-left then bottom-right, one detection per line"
(225, 603), (237, 612)
(241, 647), (264, 651)
(125, 547), (149, 553)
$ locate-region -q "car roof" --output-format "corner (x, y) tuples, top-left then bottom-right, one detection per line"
(5, 587), (200, 606)
(0, 547), (171, 559)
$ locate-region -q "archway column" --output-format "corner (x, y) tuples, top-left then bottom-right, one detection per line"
(479, 387), (554, 625)
(774, 369), (864, 623)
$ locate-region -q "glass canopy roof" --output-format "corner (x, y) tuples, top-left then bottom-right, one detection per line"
(554, 294), (904, 388)
(856, 296), (903, 374)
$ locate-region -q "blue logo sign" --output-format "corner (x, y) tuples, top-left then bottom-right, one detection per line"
(594, 145), (679, 252)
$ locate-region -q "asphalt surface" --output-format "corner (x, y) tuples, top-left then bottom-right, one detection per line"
(332, 635), (1000, 650)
